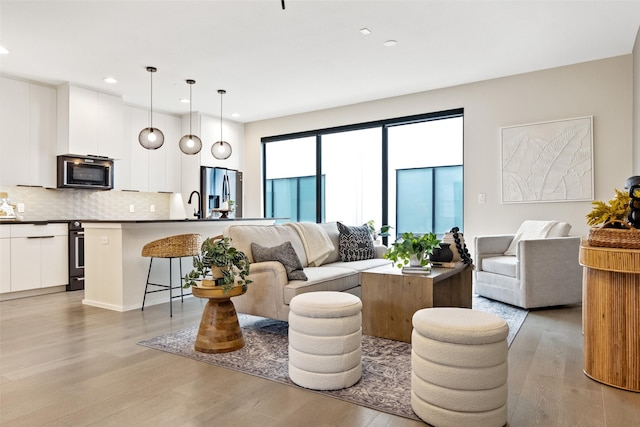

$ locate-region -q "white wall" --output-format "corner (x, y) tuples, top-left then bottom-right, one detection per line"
(244, 56), (634, 243)
(633, 26), (640, 175)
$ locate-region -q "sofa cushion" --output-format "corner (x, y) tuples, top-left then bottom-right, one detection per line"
(251, 241), (308, 281)
(283, 266), (361, 304)
(224, 224), (308, 266)
(482, 256), (518, 278)
(324, 258), (391, 272)
(337, 222), (374, 262)
(504, 221), (571, 256)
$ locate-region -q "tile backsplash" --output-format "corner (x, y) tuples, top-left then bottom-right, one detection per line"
(0, 186), (174, 221)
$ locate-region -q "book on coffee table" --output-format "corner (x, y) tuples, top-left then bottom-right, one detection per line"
(401, 266), (431, 274)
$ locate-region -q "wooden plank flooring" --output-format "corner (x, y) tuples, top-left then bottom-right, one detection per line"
(1, 291), (639, 426)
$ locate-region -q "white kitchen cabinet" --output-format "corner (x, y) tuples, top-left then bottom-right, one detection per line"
(0, 77), (56, 187)
(127, 105), (182, 192)
(57, 84), (124, 159)
(0, 227), (10, 293)
(8, 224), (68, 292)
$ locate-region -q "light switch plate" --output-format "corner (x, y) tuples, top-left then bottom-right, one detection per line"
(129, 204), (135, 213)
(17, 203), (25, 213)
(478, 193), (486, 204)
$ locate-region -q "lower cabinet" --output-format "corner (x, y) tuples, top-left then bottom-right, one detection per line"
(5, 224), (68, 293)
(0, 227), (10, 293)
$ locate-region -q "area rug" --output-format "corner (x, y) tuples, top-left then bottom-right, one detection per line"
(138, 295), (527, 421)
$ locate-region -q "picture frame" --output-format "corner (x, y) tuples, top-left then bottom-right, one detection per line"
(501, 116), (593, 203)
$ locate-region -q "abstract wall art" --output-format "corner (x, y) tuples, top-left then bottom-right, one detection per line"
(501, 116), (593, 203)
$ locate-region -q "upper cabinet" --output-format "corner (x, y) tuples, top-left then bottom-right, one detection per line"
(121, 105), (182, 192)
(57, 84), (124, 159)
(0, 77), (56, 187)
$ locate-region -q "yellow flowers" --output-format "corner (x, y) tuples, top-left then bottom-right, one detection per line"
(586, 188), (631, 227)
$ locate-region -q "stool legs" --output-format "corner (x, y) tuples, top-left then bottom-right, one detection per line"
(141, 257), (190, 317)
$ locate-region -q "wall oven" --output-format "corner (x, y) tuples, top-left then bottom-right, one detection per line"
(57, 154), (114, 190)
(67, 221), (84, 291)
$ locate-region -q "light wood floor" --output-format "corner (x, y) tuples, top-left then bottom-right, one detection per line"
(1, 292), (639, 426)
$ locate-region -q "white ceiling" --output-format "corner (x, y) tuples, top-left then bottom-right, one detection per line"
(1, 1), (639, 123)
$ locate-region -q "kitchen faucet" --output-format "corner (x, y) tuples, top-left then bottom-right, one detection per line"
(187, 190), (201, 219)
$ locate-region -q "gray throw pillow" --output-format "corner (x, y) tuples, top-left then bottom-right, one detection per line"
(251, 241), (308, 281)
(337, 222), (375, 262)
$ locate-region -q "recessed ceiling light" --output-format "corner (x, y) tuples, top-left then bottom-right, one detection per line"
(0, 46), (9, 55)
(179, 98), (190, 104)
(359, 28), (371, 35)
(383, 40), (397, 47)
(103, 77), (117, 84)
(231, 113), (240, 118)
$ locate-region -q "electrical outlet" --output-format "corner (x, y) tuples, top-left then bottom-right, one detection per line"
(149, 204), (155, 213)
(129, 204), (135, 213)
(478, 193), (486, 204)
(17, 203), (25, 213)
(101, 236), (109, 244)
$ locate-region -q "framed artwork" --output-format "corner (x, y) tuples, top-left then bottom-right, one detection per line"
(501, 116), (593, 203)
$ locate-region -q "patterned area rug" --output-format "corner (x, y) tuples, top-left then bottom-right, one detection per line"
(138, 295), (527, 421)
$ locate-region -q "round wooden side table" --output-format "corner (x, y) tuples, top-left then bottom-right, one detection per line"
(579, 242), (640, 392)
(192, 285), (246, 353)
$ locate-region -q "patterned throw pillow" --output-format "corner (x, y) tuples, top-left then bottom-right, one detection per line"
(337, 222), (375, 262)
(251, 241), (308, 281)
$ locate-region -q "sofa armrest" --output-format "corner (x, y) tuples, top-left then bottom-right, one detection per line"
(232, 261), (290, 320)
(374, 244), (388, 259)
(474, 235), (514, 270)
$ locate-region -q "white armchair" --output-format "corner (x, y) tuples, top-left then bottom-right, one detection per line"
(473, 221), (583, 309)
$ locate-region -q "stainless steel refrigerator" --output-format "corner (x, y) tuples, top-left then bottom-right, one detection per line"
(200, 166), (243, 218)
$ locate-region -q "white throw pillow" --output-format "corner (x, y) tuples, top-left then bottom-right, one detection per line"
(504, 221), (571, 256)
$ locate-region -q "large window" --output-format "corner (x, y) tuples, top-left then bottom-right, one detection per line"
(262, 109), (464, 238)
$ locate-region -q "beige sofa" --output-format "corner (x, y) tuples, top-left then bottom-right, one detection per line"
(223, 222), (390, 321)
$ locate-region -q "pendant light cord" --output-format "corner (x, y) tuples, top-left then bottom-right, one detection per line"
(149, 69), (153, 129)
(189, 83), (193, 135)
(220, 91), (223, 144)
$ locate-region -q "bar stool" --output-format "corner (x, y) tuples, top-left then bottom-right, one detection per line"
(141, 233), (202, 317)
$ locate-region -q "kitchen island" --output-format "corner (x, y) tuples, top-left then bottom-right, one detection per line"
(83, 218), (275, 311)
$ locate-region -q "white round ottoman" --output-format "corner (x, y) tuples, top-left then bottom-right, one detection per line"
(288, 291), (362, 390)
(411, 307), (509, 427)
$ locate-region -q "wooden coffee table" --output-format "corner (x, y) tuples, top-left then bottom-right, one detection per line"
(361, 262), (472, 342)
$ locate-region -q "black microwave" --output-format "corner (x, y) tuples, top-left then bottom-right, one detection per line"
(57, 154), (114, 190)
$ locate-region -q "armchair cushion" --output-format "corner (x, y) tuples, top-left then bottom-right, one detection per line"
(482, 256), (517, 278)
(504, 220), (571, 256)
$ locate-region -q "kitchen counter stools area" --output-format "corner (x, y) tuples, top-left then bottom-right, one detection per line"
(141, 233), (202, 317)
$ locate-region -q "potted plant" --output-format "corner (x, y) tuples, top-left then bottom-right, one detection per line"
(366, 220), (393, 241)
(183, 236), (252, 293)
(383, 231), (441, 268)
(586, 188), (631, 228)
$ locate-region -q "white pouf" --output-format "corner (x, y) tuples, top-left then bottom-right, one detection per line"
(288, 291), (362, 390)
(411, 307), (509, 427)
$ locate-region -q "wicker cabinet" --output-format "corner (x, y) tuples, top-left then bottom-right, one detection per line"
(580, 242), (640, 392)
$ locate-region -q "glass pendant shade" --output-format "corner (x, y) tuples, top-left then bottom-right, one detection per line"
(179, 134), (202, 155)
(212, 89), (232, 160)
(212, 140), (232, 160)
(138, 66), (164, 150)
(179, 79), (202, 155)
(139, 127), (165, 149)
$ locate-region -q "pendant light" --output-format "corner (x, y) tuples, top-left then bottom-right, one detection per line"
(211, 89), (232, 160)
(178, 79), (202, 155)
(138, 66), (164, 150)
